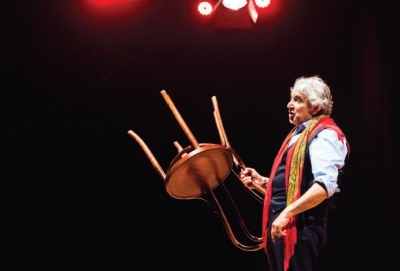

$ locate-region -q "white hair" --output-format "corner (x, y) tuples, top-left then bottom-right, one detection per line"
(291, 75), (333, 116)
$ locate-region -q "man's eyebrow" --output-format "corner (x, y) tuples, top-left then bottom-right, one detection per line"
(291, 94), (303, 100)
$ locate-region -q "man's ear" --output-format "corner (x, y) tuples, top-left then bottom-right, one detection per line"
(312, 105), (322, 115)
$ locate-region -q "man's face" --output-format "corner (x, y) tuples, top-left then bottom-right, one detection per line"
(287, 91), (318, 125)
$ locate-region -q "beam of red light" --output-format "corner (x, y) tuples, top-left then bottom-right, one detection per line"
(84, 0), (136, 14)
(81, 0), (139, 20)
(86, 0), (133, 8)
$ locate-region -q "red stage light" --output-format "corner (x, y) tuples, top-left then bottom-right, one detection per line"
(255, 0), (271, 8)
(198, 2), (213, 16)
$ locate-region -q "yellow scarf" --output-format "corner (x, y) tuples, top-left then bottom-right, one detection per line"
(287, 115), (323, 205)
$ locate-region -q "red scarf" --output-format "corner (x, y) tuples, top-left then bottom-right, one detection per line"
(262, 116), (346, 271)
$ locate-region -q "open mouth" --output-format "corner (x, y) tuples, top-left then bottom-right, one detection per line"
(288, 111), (294, 120)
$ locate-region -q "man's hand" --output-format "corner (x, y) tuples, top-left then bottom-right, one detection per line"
(270, 183), (329, 242)
(271, 211), (290, 242)
(239, 167), (268, 189)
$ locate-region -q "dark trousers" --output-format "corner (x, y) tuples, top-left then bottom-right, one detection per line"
(267, 211), (327, 271)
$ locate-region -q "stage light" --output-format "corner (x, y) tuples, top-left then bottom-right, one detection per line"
(198, 2), (213, 16)
(255, 0), (271, 8)
(222, 0), (248, 10)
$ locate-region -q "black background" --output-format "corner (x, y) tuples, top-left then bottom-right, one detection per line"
(1, 0), (397, 270)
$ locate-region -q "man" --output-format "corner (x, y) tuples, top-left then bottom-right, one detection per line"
(240, 76), (349, 271)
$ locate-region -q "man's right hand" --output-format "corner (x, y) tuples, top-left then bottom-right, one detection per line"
(239, 167), (268, 189)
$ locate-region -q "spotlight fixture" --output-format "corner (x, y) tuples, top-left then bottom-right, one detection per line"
(222, 0), (247, 10)
(198, 2), (213, 16)
(255, 0), (271, 8)
(196, 0), (273, 26)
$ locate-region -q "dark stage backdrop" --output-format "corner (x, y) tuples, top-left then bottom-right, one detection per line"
(1, 0), (396, 270)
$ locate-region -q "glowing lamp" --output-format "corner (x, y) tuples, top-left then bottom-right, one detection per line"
(255, 0), (271, 8)
(198, 2), (213, 15)
(222, 0), (248, 10)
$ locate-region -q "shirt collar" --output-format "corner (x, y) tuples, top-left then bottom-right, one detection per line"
(300, 119), (312, 128)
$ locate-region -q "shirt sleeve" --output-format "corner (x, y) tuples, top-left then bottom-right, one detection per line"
(309, 129), (348, 197)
